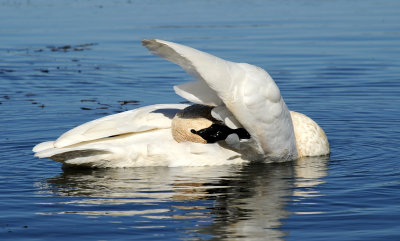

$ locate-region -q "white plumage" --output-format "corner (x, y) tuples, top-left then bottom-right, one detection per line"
(33, 39), (329, 167)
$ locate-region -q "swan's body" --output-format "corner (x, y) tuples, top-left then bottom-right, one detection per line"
(33, 39), (329, 167)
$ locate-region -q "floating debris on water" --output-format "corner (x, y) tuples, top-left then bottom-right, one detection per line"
(118, 100), (140, 105)
(81, 99), (97, 103)
(0, 69), (14, 74)
(34, 69), (50, 73)
(97, 102), (112, 107)
(43, 43), (98, 52)
(0, 91), (141, 114)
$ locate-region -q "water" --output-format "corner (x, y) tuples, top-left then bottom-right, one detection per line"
(1, 0), (399, 240)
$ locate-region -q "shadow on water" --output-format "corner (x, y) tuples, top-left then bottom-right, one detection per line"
(37, 157), (329, 240)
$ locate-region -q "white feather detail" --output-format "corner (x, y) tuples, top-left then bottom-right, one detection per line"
(225, 133), (240, 148)
(211, 105), (242, 129)
(53, 104), (188, 148)
(173, 80), (222, 106)
(32, 141), (55, 153)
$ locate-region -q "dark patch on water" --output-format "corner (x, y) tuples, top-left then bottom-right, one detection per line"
(36, 43), (98, 53)
(117, 100), (140, 105)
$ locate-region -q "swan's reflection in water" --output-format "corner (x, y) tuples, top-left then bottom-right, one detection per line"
(37, 157), (328, 240)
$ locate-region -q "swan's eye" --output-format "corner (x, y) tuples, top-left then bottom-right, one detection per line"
(191, 124), (250, 144)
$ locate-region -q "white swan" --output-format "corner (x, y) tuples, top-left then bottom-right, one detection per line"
(33, 39), (329, 167)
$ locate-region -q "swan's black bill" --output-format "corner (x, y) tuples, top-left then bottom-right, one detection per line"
(191, 124), (250, 143)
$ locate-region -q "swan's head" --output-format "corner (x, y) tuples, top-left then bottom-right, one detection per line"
(171, 105), (214, 144)
(172, 105), (251, 145)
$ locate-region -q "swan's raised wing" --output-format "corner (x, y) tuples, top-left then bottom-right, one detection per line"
(143, 39), (298, 159)
(34, 104), (188, 151)
(142, 39), (230, 106)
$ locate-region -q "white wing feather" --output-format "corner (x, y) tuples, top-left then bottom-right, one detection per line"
(239, 64), (297, 159)
(142, 39), (233, 105)
(211, 105), (243, 129)
(174, 80), (222, 106)
(52, 104), (188, 148)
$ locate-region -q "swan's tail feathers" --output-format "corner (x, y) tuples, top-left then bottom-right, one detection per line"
(33, 143), (112, 167)
(32, 141), (55, 153)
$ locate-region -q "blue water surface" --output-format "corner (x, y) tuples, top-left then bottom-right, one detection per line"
(1, 0), (399, 240)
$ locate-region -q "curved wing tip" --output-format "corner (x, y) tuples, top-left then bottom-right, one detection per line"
(141, 39), (152, 45)
(32, 141), (55, 153)
(142, 39), (161, 48)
